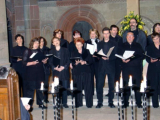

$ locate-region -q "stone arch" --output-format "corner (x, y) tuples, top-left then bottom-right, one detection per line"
(56, 6), (106, 42)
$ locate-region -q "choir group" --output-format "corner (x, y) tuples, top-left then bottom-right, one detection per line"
(11, 18), (160, 110)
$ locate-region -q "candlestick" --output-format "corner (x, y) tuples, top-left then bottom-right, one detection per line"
(115, 81), (119, 92)
(70, 80), (73, 90)
(54, 77), (59, 86)
(120, 77), (123, 88)
(128, 75), (132, 86)
(40, 82), (44, 90)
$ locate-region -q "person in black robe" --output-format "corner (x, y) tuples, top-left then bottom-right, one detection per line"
(147, 23), (160, 46)
(49, 37), (70, 108)
(11, 34), (27, 97)
(146, 33), (160, 108)
(70, 37), (93, 108)
(96, 27), (117, 108)
(122, 18), (147, 51)
(118, 32), (144, 108)
(51, 29), (69, 49)
(105, 25), (123, 97)
(39, 36), (50, 103)
(69, 30), (82, 54)
(22, 37), (48, 109)
(85, 29), (100, 96)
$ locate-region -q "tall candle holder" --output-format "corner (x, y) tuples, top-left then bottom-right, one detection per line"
(119, 88), (124, 120)
(67, 88), (77, 120)
(38, 88), (47, 120)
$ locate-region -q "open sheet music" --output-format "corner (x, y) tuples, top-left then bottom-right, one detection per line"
(115, 51), (135, 60)
(21, 97), (31, 106)
(94, 46), (115, 58)
(86, 43), (95, 55)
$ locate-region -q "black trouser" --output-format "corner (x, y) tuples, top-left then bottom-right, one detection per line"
(44, 74), (50, 101)
(59, 80), (68, 105)
(74, 73), (93, 108)
(91, 61), (99, 95)
(96, 71), (115, 104)
(122, 66), (142, 106)
(26, 80), (44, 106)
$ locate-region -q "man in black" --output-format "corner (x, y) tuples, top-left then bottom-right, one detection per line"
(118, 32), (144, 108)
(122, 18), (147, 51)
(96, 27), (117, 108)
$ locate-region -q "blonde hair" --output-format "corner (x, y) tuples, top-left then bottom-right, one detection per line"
(89, 29), (99, 38)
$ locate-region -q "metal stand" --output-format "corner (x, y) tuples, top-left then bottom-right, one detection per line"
(120, 88), (124, 120)
(48, 91), (58, 120)
(55, 85), (63, 120)
(38, 89), (47, 120)
(67, 88), (77, 120)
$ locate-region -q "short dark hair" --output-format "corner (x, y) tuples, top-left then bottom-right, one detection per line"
(15, 34), (24, 45)
(130, 18), (138, 23)
(152, 23), (160, 34)
(72, 30), (82, 37)
(29, 37), (39, 49)
(151, 33), (160, 39)
(110, 25), (119, 31)
(102, 27), (110, 33)
(53, 29), (64, 38)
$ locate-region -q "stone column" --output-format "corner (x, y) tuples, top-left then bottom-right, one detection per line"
(127, 0), (139, 15)
(0, 0), (9, 66)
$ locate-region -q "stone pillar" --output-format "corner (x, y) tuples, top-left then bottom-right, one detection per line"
(127, 0), (139, 15)
(0, 0), (9, 66)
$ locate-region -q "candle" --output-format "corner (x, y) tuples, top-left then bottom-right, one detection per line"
(70, 80), (73, 90)
(128, 75), (132, 86)
(40, 82), (44, 90)
(143, 76), (147, 88)
(51, 82), (55, 93)
(120, 77), (123, 88)
(115, 81), (119, 92)
(140, 81), (144, 92)
(54, 77), (59, 86)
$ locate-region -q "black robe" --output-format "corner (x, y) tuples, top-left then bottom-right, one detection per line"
(146, 44), (160, 107)
(71, 48), (93, 108)
(11, 45), (27, 96)
(118, 42), (144, 106)
(49, 47), (70, 81)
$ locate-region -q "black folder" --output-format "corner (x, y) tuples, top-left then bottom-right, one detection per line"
(70, 57), (81, 64)
(53, 55), (60, 67)
(11, 56), (23, 59)
(144, 54), (160, 60)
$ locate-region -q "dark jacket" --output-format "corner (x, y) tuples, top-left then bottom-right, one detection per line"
(51, 38), (69, 49)
(97, 40), (117, 73)
(11, 45), (27, 73)
(110, 35), (123, 47)
(122, 29), (147, 51)
(118, 42), (144, 67)
(23, 49), (45, 82)
(71, 48), (93, 75)
(49, 47), (70, 81)
(146, 44), (160, 88)
(147, 34), (154, 46)
(40, 46), (50, 75)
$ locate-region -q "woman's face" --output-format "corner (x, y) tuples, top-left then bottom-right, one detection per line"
(153, 36), (160, 45)
(90, 31), (97, 39)
(56, 31), (62, 39)
(16, 36), (23, 46)
(75, 42), (83, 50)
(40, 39), (44, 47)
(52, 38), (60, 47)
(32, 41), (39, 49)
(155, 25), (160, 34)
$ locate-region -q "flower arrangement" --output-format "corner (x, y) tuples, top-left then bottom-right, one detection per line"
(119, 11), (147, 36)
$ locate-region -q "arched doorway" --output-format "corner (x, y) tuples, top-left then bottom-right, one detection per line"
(56, 6), (106, 42)
(72, 21), (92, 41)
